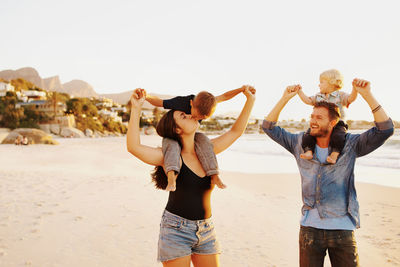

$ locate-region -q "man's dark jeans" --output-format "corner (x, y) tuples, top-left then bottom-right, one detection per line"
(299, 226), (359, 267)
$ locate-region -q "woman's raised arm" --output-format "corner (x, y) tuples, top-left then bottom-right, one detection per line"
(211, 86), (256, 154)
(126, 90), (164, 166)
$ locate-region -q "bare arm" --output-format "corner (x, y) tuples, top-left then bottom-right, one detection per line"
(211, 86), (256, 154)
(145, 94), (163, 107)
(126, 90), (164, 166)
(352, 79), (389, 122)
(132, 88), (164, 107)
(346, 87), (358, 106)
(215, 86), (256, 103)
(297, 88), (314, 105)
(266, 85), (300, 122)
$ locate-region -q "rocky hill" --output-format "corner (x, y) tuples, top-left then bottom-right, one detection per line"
(43, 75), (63, 91)
(0, 67), (44, 89)
(63, 79), (98, 98)
(0, 67), (170, 106)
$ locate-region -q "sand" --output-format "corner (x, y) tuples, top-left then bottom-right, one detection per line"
(0, 135), (399, 267)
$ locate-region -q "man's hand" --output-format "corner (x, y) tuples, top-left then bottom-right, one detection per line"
(283, 84), (301, 100)
(130, 88), (146, 108)
(352, 78), (371, 97)
(242, 85), (256, 101)
(133, 88), (147, 100)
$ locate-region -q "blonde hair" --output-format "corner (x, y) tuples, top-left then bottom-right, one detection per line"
(320, 69), (344, 90)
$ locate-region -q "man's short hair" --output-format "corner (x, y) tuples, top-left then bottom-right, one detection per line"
(193, 91), (216, 117)
(314, 101), (341, 121)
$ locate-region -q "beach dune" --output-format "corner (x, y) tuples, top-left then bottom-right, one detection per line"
(0, 136), (399, 266)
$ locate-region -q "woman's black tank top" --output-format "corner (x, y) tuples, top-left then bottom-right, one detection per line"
(165, 158), (213, 220)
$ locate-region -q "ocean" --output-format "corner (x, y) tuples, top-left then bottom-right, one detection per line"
(216, 131), (400, 188)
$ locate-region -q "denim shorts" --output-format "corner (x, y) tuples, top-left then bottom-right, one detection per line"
(157, 209), (221, 262)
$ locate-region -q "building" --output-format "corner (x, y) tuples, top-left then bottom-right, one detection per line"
(96, 97), (114, 108)
(98, 109), (122, 123)
(16, 100), (67, 117)
(21, 90), (47, 101)
(0, 82), (15, 96)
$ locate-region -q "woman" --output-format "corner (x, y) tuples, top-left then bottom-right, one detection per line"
(126, 86), (255, 267)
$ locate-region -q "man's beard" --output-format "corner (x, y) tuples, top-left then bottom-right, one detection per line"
(310, 125), (330, 137)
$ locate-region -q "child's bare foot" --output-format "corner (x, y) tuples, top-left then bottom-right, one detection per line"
(166, 171), (177, 191)
(326, 151), (339, 164)
(300, 150), (313, 160)
(165, 182), (176, 191)
(211, 174), (226, 189)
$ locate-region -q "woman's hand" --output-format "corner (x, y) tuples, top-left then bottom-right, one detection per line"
(242, 85), (256, 101)
(130, 88), (146, 109)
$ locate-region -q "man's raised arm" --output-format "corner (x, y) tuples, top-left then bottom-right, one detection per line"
(352, 79), (389, 122)
(265, 85), (300, 122)
(351, 79), (394, 157)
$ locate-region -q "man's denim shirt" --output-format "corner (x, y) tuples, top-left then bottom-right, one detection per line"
(262, 119), (394, 228)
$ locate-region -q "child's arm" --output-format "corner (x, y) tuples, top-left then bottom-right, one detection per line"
(145, 94), (163, 107)
(215, 85), (256, 103)
(133, 88), (163, 107)
(297, 88), (314, 106)
(346, 87), (358, 106)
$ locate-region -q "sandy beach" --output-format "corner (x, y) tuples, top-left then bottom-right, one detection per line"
(0, 135), (399, 267)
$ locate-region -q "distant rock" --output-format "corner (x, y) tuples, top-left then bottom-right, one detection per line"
(0, 67), (44, 89)
(60, 127), (85, 138)
(0, 67), (99, 98)
(0, 128), (11, 143)
(43, 75), (63, 91)
(62, 80), (98, 98)
(1, 128), (58, 145)
(85, 129), (94, 137)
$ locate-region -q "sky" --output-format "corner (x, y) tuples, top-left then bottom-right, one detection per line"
(1, 0), (399, 121)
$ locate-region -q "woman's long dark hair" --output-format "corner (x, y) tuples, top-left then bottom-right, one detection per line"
(151, 110), (182, 189)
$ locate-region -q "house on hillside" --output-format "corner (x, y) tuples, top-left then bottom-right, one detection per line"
(98, 109), (122, 123)
(96, 97), (114, 108)
(0, 82), (15, 96)
(21, 90), (47, 101)
(16, 100), (67, 116)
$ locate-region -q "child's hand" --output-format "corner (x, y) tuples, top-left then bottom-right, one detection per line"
(243, 85), (256, 101)
(283, 85), (300, 100)
(133, 88), (147, 99)
(130, 88), (146, 108)
(352, 78), (371, 96)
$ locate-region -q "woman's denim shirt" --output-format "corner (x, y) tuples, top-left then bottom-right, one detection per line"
(262, 119), (394, 228)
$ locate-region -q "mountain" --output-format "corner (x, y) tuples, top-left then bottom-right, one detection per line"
(0, 67), (44, 89)
(62, 80), (98, 98)
(0, 67), (170, 105)
(43, 76), (63, 91)
(0, 67), (98, 98)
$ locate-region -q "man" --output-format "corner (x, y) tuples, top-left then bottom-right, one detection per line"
(262, 79), (393, 266)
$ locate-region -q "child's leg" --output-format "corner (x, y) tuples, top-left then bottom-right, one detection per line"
(194, 132), (226, 189)
(327, 121), (348, 164)
(300, 129), (316, 160)
(162, 138), (182, 191)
